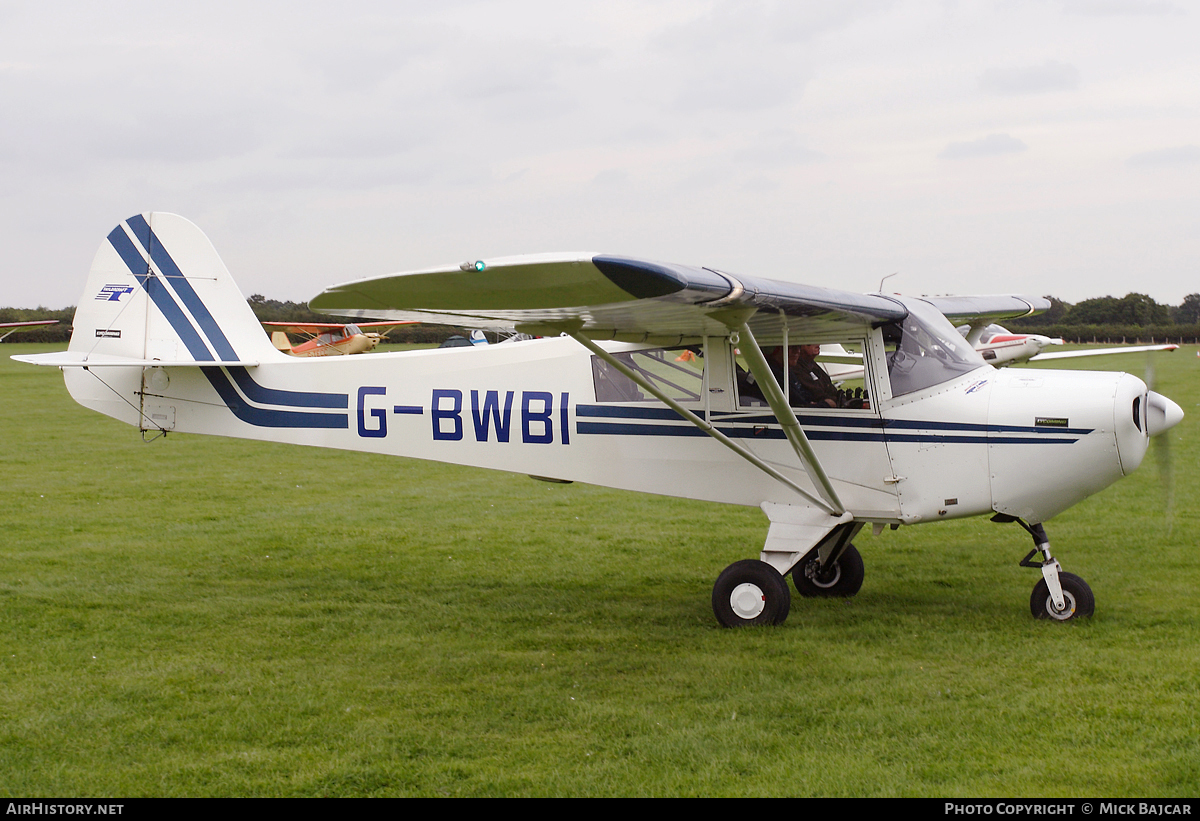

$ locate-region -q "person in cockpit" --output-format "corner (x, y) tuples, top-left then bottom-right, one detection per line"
(743, 344), (838, 408)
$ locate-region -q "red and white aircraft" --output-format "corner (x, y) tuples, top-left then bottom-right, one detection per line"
(962, 323), (1178, 367)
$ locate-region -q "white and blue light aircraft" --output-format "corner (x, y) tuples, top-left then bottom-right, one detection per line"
(15, 213), (1185, 626)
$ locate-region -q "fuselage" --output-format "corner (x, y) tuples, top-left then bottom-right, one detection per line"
(66, 329), (1159, 527)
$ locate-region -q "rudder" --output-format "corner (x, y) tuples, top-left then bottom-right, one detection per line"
(69, 212), (280, 364)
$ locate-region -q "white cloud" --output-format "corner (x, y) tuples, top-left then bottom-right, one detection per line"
(1060, 0), (1185, 16)
(938, 133), (1029, 160)
(1126, 145), (1200, 167)
(978, 61), (1081, 95)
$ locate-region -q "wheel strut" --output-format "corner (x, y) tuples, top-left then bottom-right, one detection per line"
(992, 514), (1094, 621)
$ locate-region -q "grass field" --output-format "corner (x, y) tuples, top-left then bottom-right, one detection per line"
(2, 343), (1197, 797)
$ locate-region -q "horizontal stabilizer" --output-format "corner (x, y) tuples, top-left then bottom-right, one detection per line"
(12, 351), (259, 368)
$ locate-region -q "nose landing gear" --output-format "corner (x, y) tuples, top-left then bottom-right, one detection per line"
(994, 514), (1095, 621)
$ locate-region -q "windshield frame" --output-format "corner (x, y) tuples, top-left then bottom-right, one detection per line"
(879, 297), (988, 398)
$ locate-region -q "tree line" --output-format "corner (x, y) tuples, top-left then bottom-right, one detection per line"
(5, 291), (1199, 345)
(1006, 292), (1200, 344)
(0, 296), (461, 345)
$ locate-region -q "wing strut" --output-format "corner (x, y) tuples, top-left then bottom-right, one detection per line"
(564, 329), (836, 512)
(720, 317), (846, 515)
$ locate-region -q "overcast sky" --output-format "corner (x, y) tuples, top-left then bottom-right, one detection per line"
(2, 0), (1197, 310)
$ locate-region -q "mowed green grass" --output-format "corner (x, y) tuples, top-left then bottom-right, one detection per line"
(2, 343), (1198, 797)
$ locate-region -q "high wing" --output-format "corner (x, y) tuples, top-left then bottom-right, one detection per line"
(922, 295), (1051, 325)
(920, 294), (1049, 347)
(310, 253), (908, 341)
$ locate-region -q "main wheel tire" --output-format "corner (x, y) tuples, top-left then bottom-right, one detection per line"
(792, 544), (864, 598)
(712, 560), (791, 628)
(1030, 572), (1095, 621)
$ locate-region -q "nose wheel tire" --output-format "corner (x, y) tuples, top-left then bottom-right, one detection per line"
(713, 560), (791, 627)
(792, 544), (864, 598)
(1030, 572), (1095, 621)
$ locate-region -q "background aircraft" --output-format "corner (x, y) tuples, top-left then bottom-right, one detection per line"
(814, 324), (1181, 384)
(958, 322), (1179, 367)
(264, 320), (412, 356)
(0, 319), (57, 342)
(438, 329), (490, 348)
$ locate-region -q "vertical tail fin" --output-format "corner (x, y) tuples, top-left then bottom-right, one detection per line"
(16, 213), (350, 434)
(70, 212), (279, 364)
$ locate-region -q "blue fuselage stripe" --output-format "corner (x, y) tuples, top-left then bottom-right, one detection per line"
(200, 368), (348, 428)
(577, 404), (706, 421)
(576, 420), (1077, 444)
(581, 404), (1094, 437)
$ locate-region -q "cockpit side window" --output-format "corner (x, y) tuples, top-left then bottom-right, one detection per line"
(735, 341), (871, 410)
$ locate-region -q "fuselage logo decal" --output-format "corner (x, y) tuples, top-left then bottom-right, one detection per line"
(96, 284), (135, 302)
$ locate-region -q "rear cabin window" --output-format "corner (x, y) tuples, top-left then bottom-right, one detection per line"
(591, 347), (705, 403)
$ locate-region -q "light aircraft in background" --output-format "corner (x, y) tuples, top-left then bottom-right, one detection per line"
(811, 324), (1181, 385)
(438, 329), (490, 348)
(16, 214), (1185, 627)
(264, 320), (412, 357)
(0, 319), (58, 341)
(959, 322), (1179, 367)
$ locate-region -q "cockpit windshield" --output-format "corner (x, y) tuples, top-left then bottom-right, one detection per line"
(882, 298), (986, 397)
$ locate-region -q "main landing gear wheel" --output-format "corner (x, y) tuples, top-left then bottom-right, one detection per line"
(712, 560), (791, 627)
(1030, 572), (1095, 621)
(792, 544), (864, 598)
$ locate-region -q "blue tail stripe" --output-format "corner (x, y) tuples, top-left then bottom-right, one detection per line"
(107, 226), (215, 362)
(127, 214), (239, 362)
(201, 369), (348, 428)
(119, 217), (350, 413)
(227, 367), (348, 409)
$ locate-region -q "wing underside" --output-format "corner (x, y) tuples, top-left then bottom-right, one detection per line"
(924, 294), (1051, 326)
(310, 254), (908, 342)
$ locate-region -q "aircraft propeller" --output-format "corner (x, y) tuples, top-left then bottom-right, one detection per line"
(1144, 353), (1176, 533)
